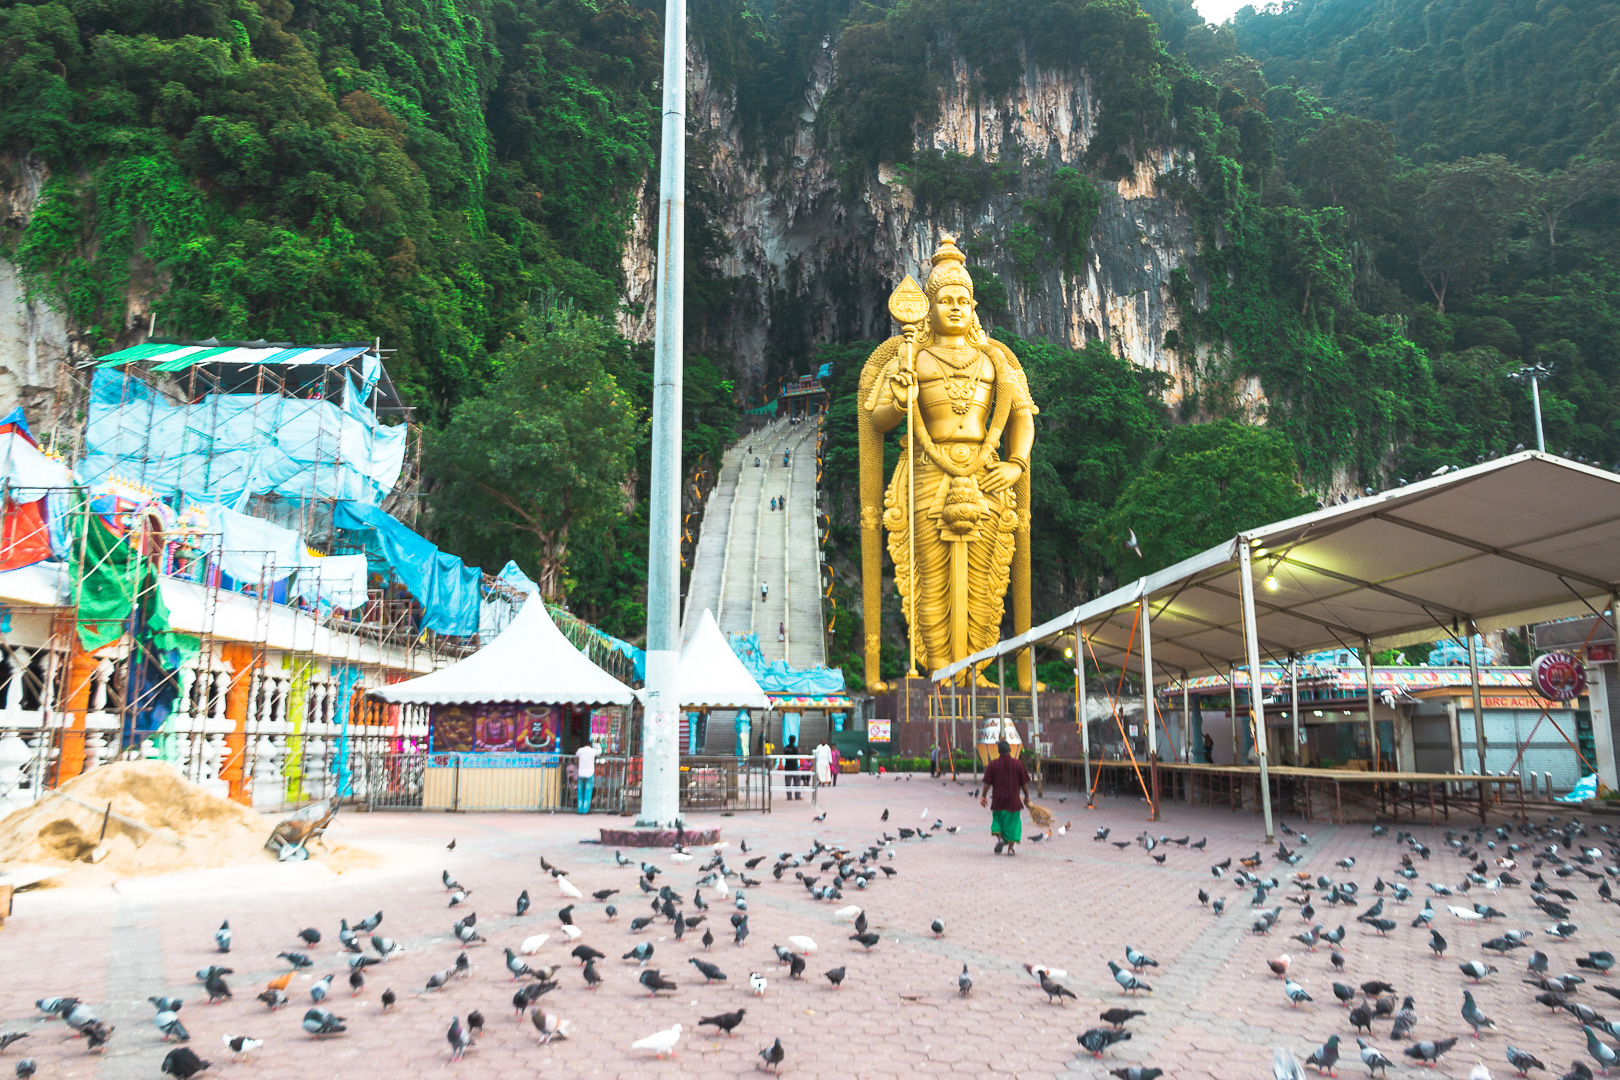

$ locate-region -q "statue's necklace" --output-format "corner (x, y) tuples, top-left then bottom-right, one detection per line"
(925, 345), (981, 415)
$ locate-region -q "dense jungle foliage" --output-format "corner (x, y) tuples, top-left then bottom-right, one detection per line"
(3, 0), (1614, 652)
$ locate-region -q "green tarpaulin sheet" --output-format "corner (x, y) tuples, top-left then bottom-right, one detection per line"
(72, 500), (197, 668)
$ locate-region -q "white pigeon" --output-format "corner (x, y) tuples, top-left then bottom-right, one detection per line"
(749, 972), (767, 996)
(558, 925), (582, 942)
(786, 935), (817, 956)
(557, 876), (583, 899)
(223, 1035), (262, 1061)
(1470, 1065), (1491, 1080)
(834, 906), (863, 923)
(1026, 963), (1069, 981)
(711, 841), (729, 851)
(520, 934), (550, 955)
(631, 1022), (682, 1059)
(670, 851), (694, 863)
(920, 807), (929, 820)
(1448, 905), (1484, 921)
(712, 875), (730, 899)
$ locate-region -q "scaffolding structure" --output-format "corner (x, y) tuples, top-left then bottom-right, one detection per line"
(0, 339), (527, 813)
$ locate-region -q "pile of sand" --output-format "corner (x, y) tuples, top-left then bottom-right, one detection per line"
(0, 761), (276, 883)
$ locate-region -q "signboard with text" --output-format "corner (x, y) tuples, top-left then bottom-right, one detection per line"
(867, 720), (892, 744)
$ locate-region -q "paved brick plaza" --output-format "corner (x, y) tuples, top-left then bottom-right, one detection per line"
(2, 772), (1611, 1079)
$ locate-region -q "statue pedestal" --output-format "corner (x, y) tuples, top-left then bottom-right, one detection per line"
(598, 826), (722, 848)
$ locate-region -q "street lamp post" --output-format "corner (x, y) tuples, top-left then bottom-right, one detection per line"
(639, 0), (687, 828)
(1508, 362), (1553, 453)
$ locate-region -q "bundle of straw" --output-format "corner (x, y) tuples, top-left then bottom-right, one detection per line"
(1026, 803), (1055, 830)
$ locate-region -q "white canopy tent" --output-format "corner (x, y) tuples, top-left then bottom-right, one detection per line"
(931, 452), (1620, 838)
(677, 609), (770, 710)
(369, 596), (636, 707)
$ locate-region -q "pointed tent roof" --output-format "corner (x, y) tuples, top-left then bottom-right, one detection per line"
(368, 596), (635, 707)
(677, 609), (771, 710)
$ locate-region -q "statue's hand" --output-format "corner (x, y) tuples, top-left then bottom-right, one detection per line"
(980, 460), (1024, 493)
(888, 366), (917, 410)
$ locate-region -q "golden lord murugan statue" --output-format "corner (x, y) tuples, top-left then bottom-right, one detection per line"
(858, 235), (1036, 689)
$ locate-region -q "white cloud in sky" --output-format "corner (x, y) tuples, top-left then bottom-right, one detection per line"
(1192, 0), (1256, 25)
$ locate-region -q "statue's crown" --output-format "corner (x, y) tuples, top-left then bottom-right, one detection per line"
(925, 233), (972, 299)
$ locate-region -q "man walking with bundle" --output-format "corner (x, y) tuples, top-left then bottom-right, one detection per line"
(979, 739), (1029, 855)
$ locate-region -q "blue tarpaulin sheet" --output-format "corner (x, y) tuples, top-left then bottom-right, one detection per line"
(333, 501), (482, 636)
(83, 369), (406, 504)
(728, 633), (846, 694)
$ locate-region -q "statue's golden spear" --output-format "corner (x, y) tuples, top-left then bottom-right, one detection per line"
(888, 275), (928, 682)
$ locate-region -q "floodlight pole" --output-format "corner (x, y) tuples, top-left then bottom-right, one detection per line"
(1509, 362), (1552, 453)
(638, 0), (687, 829)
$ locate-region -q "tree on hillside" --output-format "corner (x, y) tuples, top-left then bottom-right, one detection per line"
(1411, 156), (1534, 313)
(1094, 421), (1315, 579)
(425, 306), (646, 598)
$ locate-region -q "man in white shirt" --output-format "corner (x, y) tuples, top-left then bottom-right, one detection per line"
(812, 741), (833, 788)
(575, 740), (599, 814)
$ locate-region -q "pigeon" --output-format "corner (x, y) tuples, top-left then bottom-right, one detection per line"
(631, 1023), (682, 1059)
(1357, 1038), (1393, 1076)
(1461, 961), (1498, 982)
(1108, 961), (1152, 994)
(760, 1037), (786, 1074)
(516, 890), (530, 916)
(750, 972), (767, 996)
(1042, 972), (1078, 1003)
(583, 960), (602, 990)
(1285, 980), (1313, 1007)
(1463, 990), (1496, 1037)
(302, 1008), (346, 1036)
(931, 919), (946, 937)
(623, 942), (654, 965)
(1305, 1035), (1340, 1075)
(531, 1010), (572, 1043)
(1333, 982), (1356, 1006)
(154, 1008), (190, 1043)
(15, 1062), (35, 1080)
(1108, 1070), (1163, 1080)
(1391, 997), (1419, 1039)
(639, 969), (678, 996)
(204, 970), (231, 1003)
(1079, 1027), (1132, 1057)
(1403, 1038), (1459, 1066)
(571, 944), (604, 966)
(279, 951), (312, 970)
(0, 1034), (26, 1054)
(850, 932), (880, 951)
(1274, 1047), (1307, 1080)
(1583, 1026), (1620, 1073)
(446, 1017), (471, 1061)
(213, 921), (231, 953)
(309, 974), (333, 1004)
(256, 989), (287, 1011)
(297, 927), (322, 946)
(222, 1035), (261, 1062)
(381, 989), (395, 1010)
(1100, 1007), (1145, 1029)
(1431, 930), (1448, 957)
(698, 1008), (746, 1038)
(160, 1048), (210, 1078)
(689, 958), (726, 984)
(1126, 946), (1159, 972)
(1505, 1046), (1546, 1075)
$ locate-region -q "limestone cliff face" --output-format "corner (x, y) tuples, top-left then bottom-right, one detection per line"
(0, 156), (77, 427)
(620, 45), (1209, 404)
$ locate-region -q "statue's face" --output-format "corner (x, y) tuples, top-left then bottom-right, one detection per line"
(930, 283), (975, 335)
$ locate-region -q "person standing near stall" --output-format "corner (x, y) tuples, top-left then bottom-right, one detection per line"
(575, 738), (599, 814)
(979, 739), (1029, 855)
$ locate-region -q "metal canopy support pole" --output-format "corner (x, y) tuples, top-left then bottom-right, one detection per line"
(1182, 672), (1191, 764)
(1230, 666), (1239, 762)
(1238, 540), (1275, 842)
(1363, 637), (1377, 769)
(997, 654), (1007, 739)
(1467, 619), (1489, 821)
(637, 0), (687, 828)
(1141, 594), (1157, 820)
(1029, 646), (1042, 796)
(1290, 654), (1300, 767)
(970, 669), (979, 781)
(1077, 628), (1092, 806)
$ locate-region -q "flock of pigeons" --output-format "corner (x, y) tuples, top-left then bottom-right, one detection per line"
(7, 780), (1620, 1078)
(1155, 814), (1620, 1080)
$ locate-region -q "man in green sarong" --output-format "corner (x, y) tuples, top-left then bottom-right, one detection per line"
(979, 739), (1030, 855)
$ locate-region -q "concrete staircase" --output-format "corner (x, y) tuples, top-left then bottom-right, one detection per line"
(681, 416), (825, 668)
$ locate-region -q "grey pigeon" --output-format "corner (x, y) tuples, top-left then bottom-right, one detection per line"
(1402, 1037), (1457, 1065)
(1463, 990), (1496, 1036)
(1305, 1035), (1340, 1074)
(759, 1037), (785, 1073)
(957, 965), (971, 996)
(1356, 1038), (1392, 1075)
